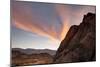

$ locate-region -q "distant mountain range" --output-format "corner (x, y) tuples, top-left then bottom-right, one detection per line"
(12, 48), (56, 56)
(12, 48), (56, 66)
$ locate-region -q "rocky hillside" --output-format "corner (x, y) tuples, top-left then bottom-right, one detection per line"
(12, 48), (54, 66)
(54, 13), (96, 63)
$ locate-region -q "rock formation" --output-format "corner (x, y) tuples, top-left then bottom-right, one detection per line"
(54, 13), (96, 63)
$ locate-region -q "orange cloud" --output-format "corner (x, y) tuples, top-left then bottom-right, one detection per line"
(55, 4), (70, 40)
(12, 1), (70, 42)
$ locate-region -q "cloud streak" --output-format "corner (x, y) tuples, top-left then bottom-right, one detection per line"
(12, 1), (65, 41)
(55, 4), (70, 40)
(11, 1), (96, 42)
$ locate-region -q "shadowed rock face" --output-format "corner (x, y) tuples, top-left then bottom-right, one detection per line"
(54, 13), (96, 63)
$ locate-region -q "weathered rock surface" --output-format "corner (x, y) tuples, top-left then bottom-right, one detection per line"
(54, 13), (96, 63)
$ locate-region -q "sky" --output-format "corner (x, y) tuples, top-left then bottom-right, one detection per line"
(11, 1), (95, 50)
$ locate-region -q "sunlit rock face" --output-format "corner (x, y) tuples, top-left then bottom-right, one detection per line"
(54, 13), (96, 63)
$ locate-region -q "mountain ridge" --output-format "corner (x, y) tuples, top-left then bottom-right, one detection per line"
(12, 48), (56, 56)
(54, 12), (96, 63)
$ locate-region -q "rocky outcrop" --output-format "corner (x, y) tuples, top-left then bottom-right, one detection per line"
(54, 13), (96, 63)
